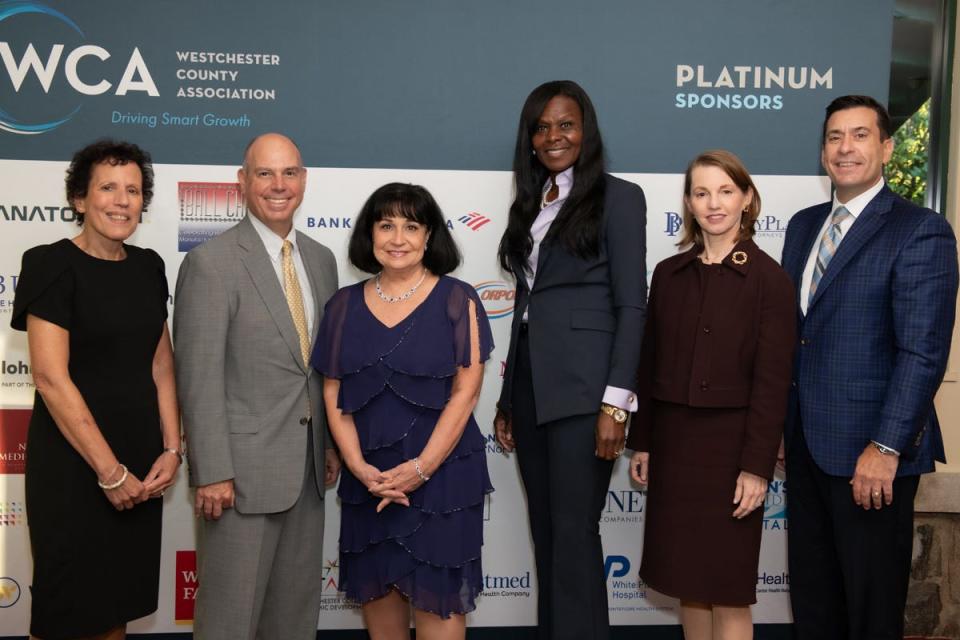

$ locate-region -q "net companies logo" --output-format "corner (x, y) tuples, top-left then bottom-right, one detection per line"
(0, 1), (157, 134)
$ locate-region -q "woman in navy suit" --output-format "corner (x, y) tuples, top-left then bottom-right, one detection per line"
(494, 80), (646, 640)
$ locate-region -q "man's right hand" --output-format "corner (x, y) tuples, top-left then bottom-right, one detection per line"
(195, 479), (235, 520)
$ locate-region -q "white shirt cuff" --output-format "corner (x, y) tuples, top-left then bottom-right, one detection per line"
(603, 386), (638, 412)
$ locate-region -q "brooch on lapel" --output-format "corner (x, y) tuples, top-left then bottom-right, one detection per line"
(731, 251), (748, 265)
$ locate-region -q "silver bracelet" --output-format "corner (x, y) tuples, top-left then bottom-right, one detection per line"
(162, 448), (183, 463)
(413, 457), (430, 483)
(98, 464), (128, 490)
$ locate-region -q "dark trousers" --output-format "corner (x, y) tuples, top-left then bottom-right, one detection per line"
(511, 329), (614, 640)
(786, 427), (918, 640)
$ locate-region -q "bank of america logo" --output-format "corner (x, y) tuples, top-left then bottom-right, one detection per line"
(458, 212), (491, 231)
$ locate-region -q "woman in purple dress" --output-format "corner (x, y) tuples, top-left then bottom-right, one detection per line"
(312, 183), (493, 640)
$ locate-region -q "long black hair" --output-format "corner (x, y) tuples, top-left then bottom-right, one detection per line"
(497, 80), (606, 273)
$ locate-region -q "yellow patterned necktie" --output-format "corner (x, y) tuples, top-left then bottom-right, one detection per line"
(281, 240), (310, 368)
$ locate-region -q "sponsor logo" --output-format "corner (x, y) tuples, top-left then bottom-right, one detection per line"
(604, 555), (631, 580)
(0, 274), (19, 316)
(604, 555), (652, 608)
(674, 64), (832, 111)
(484, 432), (505, 455)
(756, 570), (789, 594)
(0, 501), (24, 526)
(602, 489), (646, 524)
(174, 550), (197, 624)
(1, 359), (34, 390)
(473, 280), (515, 319)
(177, 182), (243, 251)
(0, 204), (77, 223)
(754, 213), (789, 237)
(663, 210), (788, 238)
(457, 212), (491, 231)
(479, 571), (532, 599)
(0, 409), (28, 473)
(604, 556), (670, 612)
(664, 211), (682, 237)
(306, 216), (352, 229)
(0, 1), (158, 134)
(762, 480), (787, 530)
(0, 577), (20, 608)
(319, 557), (360, 612)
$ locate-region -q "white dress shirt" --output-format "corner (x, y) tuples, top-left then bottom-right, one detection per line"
(248, 213), (316, 336)
(799, 177), (885, 316)
(524, 167), (637, 412)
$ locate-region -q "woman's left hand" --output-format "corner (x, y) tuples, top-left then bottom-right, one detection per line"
(370, 460), (425, 512)
(595, 412), (626, 460)
(732, 470), (768, 519)
(143, 449), (181, 498)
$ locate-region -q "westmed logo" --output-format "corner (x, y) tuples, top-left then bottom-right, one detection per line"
(0, 1), (157, 135)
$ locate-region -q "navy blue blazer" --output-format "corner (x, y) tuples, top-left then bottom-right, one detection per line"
(498, 174), (647, 425)
(781, 185), (957, 477)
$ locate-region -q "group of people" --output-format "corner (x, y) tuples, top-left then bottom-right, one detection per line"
(10, 80), (956, 640)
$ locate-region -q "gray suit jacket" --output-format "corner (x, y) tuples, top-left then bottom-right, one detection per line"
(174, 215), (338, 513)
(498, 174), (647, 424)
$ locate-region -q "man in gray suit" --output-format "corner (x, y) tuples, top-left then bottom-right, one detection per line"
(174, 133), (340, 639)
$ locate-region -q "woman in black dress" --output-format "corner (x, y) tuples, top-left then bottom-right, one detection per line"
(627, 150), (796, 640)
(11, 140), (181, 640)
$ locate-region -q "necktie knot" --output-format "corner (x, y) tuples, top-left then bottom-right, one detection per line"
(831, 205), (851, 226)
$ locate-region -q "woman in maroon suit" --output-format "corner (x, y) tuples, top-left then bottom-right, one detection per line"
(627, 150), (796, 640)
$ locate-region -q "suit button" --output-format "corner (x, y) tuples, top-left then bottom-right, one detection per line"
(700, 381), (709, 391)
(703, 326), (711, 334)
(800, 339), (808, 346)
(299, 417), (309, 425)
(792, 381), (797, 388)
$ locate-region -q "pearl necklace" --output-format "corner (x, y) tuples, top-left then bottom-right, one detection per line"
(375, 270), (427, 303)
(540, 178), (557, 210)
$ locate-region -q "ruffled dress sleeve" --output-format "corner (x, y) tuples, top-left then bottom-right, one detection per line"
(446, 279), (494, 367)
(11, 241), (75, 332)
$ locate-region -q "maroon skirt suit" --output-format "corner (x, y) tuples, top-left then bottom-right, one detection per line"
(625, 239), (796, 605)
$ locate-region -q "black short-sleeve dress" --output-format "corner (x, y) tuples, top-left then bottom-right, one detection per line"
(11, 239), (168, 640)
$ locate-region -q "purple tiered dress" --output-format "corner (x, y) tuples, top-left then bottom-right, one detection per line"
(312, 276), (494, 617)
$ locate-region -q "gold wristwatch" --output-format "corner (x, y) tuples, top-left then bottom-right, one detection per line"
(600, 403), (628, 424)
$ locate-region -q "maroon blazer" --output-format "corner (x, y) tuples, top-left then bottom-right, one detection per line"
(626, 239), (797, 479)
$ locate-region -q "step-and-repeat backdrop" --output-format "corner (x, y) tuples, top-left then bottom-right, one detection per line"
(0, 0), (891, 633)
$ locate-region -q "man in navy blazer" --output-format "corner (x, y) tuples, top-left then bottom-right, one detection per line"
(781, 95), (958, 639)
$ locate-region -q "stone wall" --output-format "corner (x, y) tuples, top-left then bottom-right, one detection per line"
(905, 473), (960, 639)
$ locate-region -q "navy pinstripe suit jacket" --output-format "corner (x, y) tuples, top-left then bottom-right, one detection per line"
(781, 185), (957, 477)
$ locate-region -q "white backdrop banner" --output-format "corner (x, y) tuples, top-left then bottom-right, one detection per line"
(0, 158), (831, 632)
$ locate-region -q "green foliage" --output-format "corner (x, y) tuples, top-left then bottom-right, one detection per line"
(886, 99), (929, 205)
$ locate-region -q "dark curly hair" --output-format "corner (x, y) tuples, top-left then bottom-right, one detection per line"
(65, 139), (154, 225)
